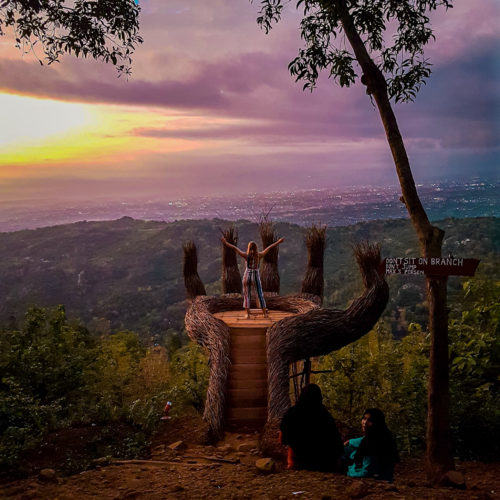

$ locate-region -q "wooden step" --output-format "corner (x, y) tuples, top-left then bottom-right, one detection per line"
(226, 389), (267, 408)
(227, 387), (268, 399)
(230, 334), (267, 350)
(230, 327), (267, 337)
(230, 349), (267, 364)
(227, 377), (267, 390)
(225, 419), (265, 431)
(228, 364), (267, 379)
(225, 407), (267, 420)
(226, 396), (268, 409)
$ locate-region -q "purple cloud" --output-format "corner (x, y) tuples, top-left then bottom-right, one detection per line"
(0, 0), (498, 202)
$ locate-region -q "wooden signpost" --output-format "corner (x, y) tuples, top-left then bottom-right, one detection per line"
(383, 257), (480, 277)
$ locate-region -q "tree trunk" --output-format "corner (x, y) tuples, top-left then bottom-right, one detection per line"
(337, 1), (454, 483)
(426, 275), (453, 483)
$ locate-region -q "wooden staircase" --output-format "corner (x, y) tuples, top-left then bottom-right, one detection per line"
(213, 310), (295, 430)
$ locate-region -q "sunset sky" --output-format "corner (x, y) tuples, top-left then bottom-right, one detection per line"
(0, 0), (498, 202)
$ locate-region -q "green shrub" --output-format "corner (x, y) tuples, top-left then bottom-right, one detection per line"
(317, 276), (499, 460)
(317, 323), (429, 455)
(448, 278), (500, 460)
(166, 343), (209, 413)
(0, 306), (97, 466)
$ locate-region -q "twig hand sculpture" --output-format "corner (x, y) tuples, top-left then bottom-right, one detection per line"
(184, 225), (388, 441)
(221, 237), (285, 319)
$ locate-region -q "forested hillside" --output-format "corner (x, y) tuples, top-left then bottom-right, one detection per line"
(0, 216), (498, 342)
(0, 217), (498, 474)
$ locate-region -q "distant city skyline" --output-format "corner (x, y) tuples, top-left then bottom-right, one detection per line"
(0, 1), (498, 202)
(0, 179), (497, 233)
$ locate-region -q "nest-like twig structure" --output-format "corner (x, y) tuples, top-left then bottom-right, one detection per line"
(301, 224), (326, 301)
(259, 218), (280, 293)
(183, 235), (388, 440)
(221, 227), (242, 294)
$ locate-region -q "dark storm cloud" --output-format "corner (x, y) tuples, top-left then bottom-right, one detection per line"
(400, 36), (500, 150)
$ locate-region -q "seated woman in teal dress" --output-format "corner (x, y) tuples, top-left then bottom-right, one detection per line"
(344, 408), (399, 481)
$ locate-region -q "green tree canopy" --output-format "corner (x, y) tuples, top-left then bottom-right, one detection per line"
(0, 0), (142, 74)
(258, 0), (452, 102)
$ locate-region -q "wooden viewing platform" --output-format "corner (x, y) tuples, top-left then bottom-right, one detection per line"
(213, 309), (297, 430)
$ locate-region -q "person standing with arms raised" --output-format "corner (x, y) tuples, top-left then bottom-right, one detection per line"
(221, 236), (284, 319)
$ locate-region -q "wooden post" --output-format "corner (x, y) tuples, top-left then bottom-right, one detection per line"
(303, 358), (312, 387)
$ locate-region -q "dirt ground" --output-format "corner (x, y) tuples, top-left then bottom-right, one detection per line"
(1, 415), (499, 500)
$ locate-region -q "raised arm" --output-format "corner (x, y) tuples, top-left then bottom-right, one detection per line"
(260, 237), (285, 257)
(221, 237), (247, 259)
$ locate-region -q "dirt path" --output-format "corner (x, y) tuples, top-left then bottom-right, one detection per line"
(1, 417), (499, 499)
(2, 454), (499, 499)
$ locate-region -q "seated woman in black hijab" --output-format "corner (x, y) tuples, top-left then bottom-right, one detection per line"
(344, 408), (399, 481)
(280, 384), (344, 472)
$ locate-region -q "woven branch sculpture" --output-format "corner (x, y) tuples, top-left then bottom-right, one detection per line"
(267, 242), (389, 421)
(183, 231), (388, 440)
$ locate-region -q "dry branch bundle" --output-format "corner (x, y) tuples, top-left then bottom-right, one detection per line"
(221, 227), (242, 294)
(301, 224), (327, 300)
(259, 218), (280, 293)
(183, 241), (206, 299)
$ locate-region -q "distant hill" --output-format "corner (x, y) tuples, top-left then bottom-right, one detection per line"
(0, 216), (498, 341)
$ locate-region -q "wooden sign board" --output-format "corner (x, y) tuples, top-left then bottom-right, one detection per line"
(383, 257), (480, 277)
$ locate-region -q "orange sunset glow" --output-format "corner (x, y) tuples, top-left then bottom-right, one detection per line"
(0, 93), (208, 171)
(0, 0), (497, 201)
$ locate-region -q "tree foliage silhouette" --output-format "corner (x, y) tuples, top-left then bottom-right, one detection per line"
(0, 0), (142, 75)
